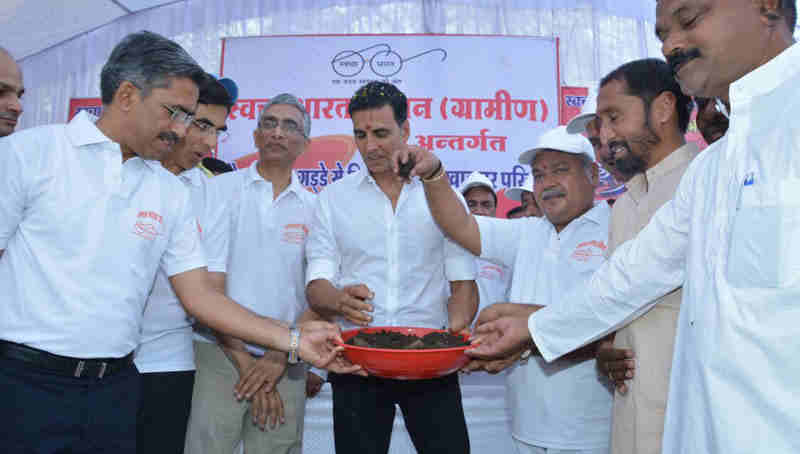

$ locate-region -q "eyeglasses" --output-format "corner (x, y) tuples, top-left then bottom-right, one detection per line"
(161, 104), (194, 126)
(259, 117), (305, 136)
(191, 119), (230, 142)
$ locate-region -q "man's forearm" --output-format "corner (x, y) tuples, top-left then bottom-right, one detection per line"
(422, 170), (481, 256)
(306, 279), (343, 320)
(448, 280), (478, 330)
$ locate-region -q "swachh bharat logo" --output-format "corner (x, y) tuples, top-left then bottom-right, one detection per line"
(331, 43), (447, 78)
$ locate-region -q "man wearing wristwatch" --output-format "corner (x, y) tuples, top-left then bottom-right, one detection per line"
(396, 126), (613, 454)
(306, 81), (478, 454)
(185, 94), (325, 454)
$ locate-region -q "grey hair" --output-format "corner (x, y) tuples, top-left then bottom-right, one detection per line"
(100, 30), (206, 105)
(258, 93), (312, 138)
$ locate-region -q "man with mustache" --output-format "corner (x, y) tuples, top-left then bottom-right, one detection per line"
(186, 93), (327, 454)
(466, 1), (800, 452)
(395, 126), (613, 454)
(306, 81), (478, 454)
(0, 32), (355, 454)
(134, 74), (237, 454)
(0, 46), (24, 137)
(590, 58), (697, 454)
(693, 97), (729, 145)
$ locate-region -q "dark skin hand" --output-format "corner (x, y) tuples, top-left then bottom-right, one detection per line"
(595, 334), (635, 393)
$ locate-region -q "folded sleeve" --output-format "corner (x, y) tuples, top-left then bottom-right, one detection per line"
(161, 184), (208, 277)
(0, 135), (30, 250)
(305, 189), (340, 286)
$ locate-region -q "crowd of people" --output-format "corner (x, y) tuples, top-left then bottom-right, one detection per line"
(0, 0), (797, 453)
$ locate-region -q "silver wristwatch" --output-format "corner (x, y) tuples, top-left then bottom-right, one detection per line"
(287, 326), (301, 364)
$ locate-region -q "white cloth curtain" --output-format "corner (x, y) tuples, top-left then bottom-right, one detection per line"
(17, 0), (662, 130)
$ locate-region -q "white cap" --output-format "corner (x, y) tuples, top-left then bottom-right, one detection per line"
(566, 90), (597, 134)
(505, 174), (533, 202)
(517, 125), (594, 166)
(460, 171), (496, 195)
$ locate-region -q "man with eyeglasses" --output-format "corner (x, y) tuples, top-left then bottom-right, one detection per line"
(0, 32), (356, 454)
(185, 93), (324, 454)
(134, 74), (238, 454)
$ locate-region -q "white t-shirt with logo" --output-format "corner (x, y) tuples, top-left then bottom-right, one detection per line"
(0, 112), (207, 358)
(476, 203), (612, 450)
(194, 161), (315, 356)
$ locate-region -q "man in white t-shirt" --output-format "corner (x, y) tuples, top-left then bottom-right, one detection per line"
(134, 74), (237, 454)
(306, 81), (478, 454)
(0, 31), (356, 454)
(185, 93), (324, 454)
(394, 126), (613, 454)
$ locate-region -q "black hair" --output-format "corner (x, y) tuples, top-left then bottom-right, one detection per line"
(348, 81), (408, 126)
(198, 78), (235, 114)
(201, 157), (234, 174)
(780, 0), (797, 31)
(506, 205), (526, 218)
(600, 58), (692, 134)
(100, 31), (206, 105)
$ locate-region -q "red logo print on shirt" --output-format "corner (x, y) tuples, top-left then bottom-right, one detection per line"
(133, 211), (164, 240)
(570, 240), (607, 262)
(282, 224), (309, 244)
(479, 264), (505, 281)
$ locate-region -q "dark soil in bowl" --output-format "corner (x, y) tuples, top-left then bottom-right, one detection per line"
(346, 330), (470, 349)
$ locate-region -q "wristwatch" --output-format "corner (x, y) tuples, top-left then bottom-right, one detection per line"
(288, 326), (301, 364)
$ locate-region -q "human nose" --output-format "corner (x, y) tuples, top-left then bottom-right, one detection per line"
(5, 94), (22, 114)
(661, 30), (686, 64)
(172, 121), (189, 140)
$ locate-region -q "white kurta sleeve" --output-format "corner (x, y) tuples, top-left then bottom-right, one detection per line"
(530, 164), (694, 362)
(201, 177), (230, 273)
(475, 216), (526, 269)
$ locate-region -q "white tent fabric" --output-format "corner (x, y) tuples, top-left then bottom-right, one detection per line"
(11, 0), (670, 131)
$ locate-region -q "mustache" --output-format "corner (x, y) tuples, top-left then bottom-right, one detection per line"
(157, 131), (179, 147)
(540, 188), (566, 201)
(0, 111), (19, 122)
(667, 48), (701, 75)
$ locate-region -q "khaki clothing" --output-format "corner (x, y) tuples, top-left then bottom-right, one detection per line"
(607, 143), (698, 454)
(184, 341), (307, 454)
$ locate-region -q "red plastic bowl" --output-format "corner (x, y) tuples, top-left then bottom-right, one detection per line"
(340, 326), (470, 380)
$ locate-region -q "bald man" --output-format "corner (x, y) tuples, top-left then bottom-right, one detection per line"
(0, 47), (24, 137)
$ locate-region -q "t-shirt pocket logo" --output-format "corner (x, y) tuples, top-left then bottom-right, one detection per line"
(570, 240), (607, 262)
(133, 211), (164, 240)
(282, 223), (309, 244)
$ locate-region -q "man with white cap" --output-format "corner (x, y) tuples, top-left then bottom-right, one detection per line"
(505, 175), (542, 218)
(394, 125), (613, 454)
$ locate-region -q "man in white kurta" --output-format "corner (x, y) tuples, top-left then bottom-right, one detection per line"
(469, 2), (800, 452)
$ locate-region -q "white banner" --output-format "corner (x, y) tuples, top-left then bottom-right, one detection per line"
(219, 34), (560, 212)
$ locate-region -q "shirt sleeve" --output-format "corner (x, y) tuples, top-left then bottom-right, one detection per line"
(475, 216), (526, 269)
(0, 135), (29, 250)
(441, 190), (476, 280)
(305, 189), (340, 286)
(201, 177), (230, 273)
(161, 183), (208, 277)
(529, 164), (694, 362)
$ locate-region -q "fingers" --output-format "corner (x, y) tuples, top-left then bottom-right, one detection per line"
(252, 391), (267, 430)
(340, 301), (373, 326)
(344, 284), (374, 301)
(236, 367), (267, 401)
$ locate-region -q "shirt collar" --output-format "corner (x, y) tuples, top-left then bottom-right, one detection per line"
(624, 142), (698, 201)
(246, 160), (306, 197)
(547, 201), (609, 235)
(729, 41), (800, 107)
(65, 110), (116, 148)
(354, 164), (421, 190)
(179, 166), (206, 187)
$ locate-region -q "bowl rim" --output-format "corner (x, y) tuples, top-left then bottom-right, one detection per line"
(339, 326), (472, 354)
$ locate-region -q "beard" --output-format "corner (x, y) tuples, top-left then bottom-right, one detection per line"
(610, 119), (661, 179)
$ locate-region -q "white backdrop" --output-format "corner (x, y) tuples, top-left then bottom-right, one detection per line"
(15, 0), (666, 131)
(220, 34), (559, 193)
